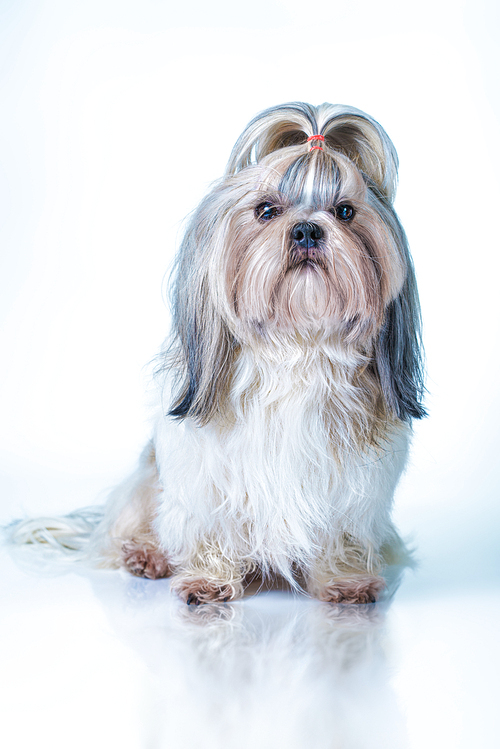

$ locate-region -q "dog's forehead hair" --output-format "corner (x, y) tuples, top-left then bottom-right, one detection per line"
(275, 152), (364, 211)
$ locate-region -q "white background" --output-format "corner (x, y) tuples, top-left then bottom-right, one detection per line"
(1, 2), (499, 748)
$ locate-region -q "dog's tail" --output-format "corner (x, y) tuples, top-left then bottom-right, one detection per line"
(4, 507), (104, 572)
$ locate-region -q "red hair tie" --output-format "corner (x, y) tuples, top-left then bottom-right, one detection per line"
(307, 134), (325, 151)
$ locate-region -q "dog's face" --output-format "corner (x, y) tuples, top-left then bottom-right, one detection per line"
(215, 148), (405, 343)
(168, 103), (425, 424)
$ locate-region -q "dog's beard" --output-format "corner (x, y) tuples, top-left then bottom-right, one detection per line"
(274, 262), (335, 328)
(226, 209), (402, 341)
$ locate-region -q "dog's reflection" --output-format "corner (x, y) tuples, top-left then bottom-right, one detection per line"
(89, 570), (408, 749)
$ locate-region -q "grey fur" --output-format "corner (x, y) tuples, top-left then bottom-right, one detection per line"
(164, 103), (425, 424)
(367, 186), (426, 420)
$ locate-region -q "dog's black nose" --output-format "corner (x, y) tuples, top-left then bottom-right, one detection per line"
(291, 222), (323, 248)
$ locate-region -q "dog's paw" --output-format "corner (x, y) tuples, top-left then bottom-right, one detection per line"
(316, 575), (386, 604)
(121, 541), (172, 580)
(170, 575), (244, 605)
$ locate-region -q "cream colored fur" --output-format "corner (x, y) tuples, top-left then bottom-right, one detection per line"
(7, 102), (424, 605)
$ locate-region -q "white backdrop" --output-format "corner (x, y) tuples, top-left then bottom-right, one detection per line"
(1, 0), (499, 594)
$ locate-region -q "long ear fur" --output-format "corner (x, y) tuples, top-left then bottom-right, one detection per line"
(375, 277), (427, 421)
(372, 209), (426, 421)
(162, 195), (238, 426)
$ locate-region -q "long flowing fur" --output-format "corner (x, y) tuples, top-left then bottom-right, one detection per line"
(6, 102), (425, 604)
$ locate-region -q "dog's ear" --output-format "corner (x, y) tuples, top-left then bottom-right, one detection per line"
(165, 204), (237, 426)
(167, 291), (235, 425)
(374, 258), (427, 422)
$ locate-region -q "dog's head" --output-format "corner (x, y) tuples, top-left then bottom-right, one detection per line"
(166, 103), (425, 424)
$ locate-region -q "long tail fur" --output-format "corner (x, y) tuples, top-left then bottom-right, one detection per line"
(4, 507), (104, 570)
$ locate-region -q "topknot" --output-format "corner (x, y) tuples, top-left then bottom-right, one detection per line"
(225, 101), (399, 202)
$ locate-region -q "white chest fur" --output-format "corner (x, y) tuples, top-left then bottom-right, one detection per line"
(154, 341), (409, 578)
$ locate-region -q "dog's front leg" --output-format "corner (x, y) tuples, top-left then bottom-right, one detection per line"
(306, 538), (386, 604)
(169, 542), (246, 605)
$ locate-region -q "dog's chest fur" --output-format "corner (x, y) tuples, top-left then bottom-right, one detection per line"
(154, 340), (404, 575)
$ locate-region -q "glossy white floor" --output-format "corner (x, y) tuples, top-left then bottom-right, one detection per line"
(1, 537), (498, 749)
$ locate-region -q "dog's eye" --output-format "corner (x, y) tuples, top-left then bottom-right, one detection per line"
(334, 204), (355, 222)
(255, 202), (283, 221)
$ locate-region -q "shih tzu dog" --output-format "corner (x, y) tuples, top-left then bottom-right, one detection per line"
(10, 102), (425, 605)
